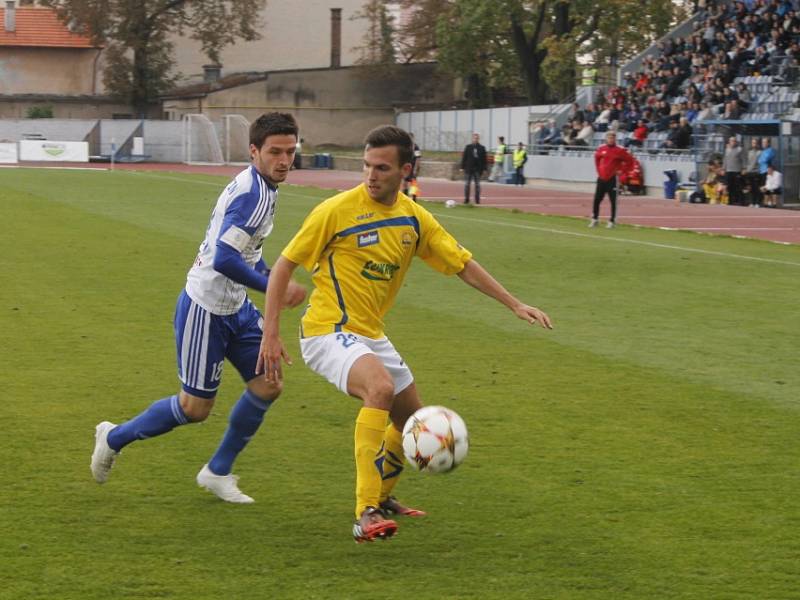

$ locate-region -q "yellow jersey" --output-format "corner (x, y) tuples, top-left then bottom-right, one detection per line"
(283, 184), (472, 338)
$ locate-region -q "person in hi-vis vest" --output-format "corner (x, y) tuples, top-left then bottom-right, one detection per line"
(581, 66), (598, 86)
(513, 142), (528, 186)
(488, 136), (507, 182)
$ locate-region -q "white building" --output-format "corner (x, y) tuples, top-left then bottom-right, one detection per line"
(169, 0), (388, 84)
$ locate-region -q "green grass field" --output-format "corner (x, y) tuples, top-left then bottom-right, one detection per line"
(2, 167), (800, 599)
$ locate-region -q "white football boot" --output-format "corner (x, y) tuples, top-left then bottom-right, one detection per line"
(196, 464), (254, 504)
(91, 421), (119, 483)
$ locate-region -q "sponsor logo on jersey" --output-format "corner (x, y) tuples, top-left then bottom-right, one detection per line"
(357, 230), (380, 247)
(356, 212), (374, 221)
(361, 260), (400, 281)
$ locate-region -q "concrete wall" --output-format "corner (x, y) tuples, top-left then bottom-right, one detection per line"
(0, 47), (102, 95)
(169, 0), (370, 84)
(163, 64), (457, 147)
(0, 96), (139, 119)
(525, 150), (696, 191)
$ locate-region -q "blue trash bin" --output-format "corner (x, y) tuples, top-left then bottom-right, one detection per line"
(663, 169), (678, 199)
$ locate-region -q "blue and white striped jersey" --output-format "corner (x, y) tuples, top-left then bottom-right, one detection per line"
(186, 165), (277, 315)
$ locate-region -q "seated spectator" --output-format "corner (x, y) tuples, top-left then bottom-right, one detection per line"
(697, 102), (716, 120)
(760, 164), (783, 207)
(736, 82), (752, 111)
(573, 122), (594, 147)
(569, 102), (585, 125)
(723, 99), (741, 120)
(540, 120), (560, 147)
(537, 119), (558, 147)
(595, 104), (612, 132)
(627, 119), (649, 147)
(686, 101), (701, 122)
(703, 164), (729, 204)
(662, 119), (682, 150)
(675, 117), (693, 149)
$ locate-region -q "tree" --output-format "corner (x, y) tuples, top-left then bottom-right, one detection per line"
(394, 0), (449, 63)
(432, 0), (523, 107)
(410, 0), (691, 105)
(352, 0), (396, 66)
(42, 0), (264, 115)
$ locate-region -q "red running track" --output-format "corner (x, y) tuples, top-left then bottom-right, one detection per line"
(12, 161), (800, 245)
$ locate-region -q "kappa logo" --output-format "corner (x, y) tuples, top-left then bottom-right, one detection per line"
(357, 230), (380, 247)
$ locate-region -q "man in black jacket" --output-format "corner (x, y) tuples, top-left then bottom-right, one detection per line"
(460, 132), (487, 204)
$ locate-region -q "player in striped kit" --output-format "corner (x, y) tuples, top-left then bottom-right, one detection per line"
(90, 113), (306, 503)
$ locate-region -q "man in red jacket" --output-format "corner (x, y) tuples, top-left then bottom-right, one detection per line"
(590, 131), (634, 228)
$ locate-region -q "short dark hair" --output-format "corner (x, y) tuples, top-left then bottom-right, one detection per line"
(364, 125), (413, 167)
(250, 112), (299, 149)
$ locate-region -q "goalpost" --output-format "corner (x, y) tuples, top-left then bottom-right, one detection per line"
(182, 114), (224, 165)
(222, 114), (251, 164)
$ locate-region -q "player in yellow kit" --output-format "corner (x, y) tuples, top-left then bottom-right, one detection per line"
(257, 125), (553, 543)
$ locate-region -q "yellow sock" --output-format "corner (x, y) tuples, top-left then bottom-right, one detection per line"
(379, 423), (405, 503)
(354, 407), (388, 518)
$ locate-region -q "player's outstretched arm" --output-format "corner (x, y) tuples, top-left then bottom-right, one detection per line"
(256, 255), (301, 383)
(456, 259), (553, 329)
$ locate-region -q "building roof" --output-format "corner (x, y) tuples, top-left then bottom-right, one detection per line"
(0, 7), (98, 48)
(161, 72), (270, 100)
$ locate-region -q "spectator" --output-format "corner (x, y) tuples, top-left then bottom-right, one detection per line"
(627, 119), (649, 147)
(540, 119), (559, 148)
(569, 103), (586, 124)
(760, 164), (782, 206)
(723, 99), (741, 119)
(460, 132), (487, 204)
(723, 137), (745, 204)
(703, 164), (730, 204)
(758, 138), (776, 191)
(744, 137), (762, 206)
(574, 121), (594, 147)
(595, 104), (612, 131)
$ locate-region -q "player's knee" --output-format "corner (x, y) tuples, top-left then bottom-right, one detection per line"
(247, 377), (282, 401)
(363, 377), (395, 409)
(179, 393), (214, 422)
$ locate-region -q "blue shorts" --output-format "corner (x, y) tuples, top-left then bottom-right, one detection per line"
(173, 290), (263, 399)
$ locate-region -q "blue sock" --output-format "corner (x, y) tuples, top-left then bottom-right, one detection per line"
(107, 395), (189, 452)
(207, 390), (273, 476)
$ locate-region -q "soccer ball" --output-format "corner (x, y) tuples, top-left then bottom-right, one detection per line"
(402, 406), (468, 473)
(445, 199), (457, 208)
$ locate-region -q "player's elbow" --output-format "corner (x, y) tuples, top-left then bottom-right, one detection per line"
(213, 242), (239, 275)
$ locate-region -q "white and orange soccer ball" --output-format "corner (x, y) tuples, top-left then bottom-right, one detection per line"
(402, 406), (469, 473)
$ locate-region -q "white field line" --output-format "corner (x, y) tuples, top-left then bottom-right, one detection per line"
(101, 171), (800, 265)
(438, 213), (800, 267)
